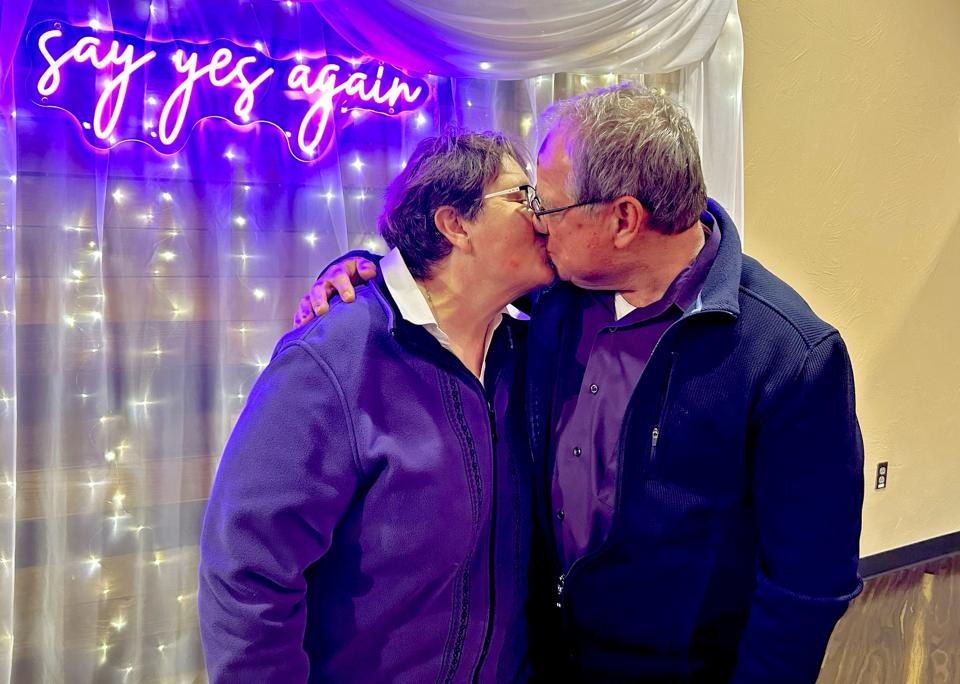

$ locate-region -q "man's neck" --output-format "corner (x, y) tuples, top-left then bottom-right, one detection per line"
(615, 223), (706, 309)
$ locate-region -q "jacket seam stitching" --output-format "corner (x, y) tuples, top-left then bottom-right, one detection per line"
(279, 340), (365, 478)
(438, 370), (481, 681)
(738, 285), (836, 348)
(750, 331), (840, 429)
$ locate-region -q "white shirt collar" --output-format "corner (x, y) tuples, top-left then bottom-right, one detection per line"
(382, 247), (439, 328)
(381, 247), (513, 385)
(614, 292), (638, 320)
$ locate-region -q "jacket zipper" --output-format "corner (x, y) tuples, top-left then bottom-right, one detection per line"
(551, 310), (721, 618)
(468, 330), (510, 683)
(471, 399), (498, 684)
(650, 352), (677, 463)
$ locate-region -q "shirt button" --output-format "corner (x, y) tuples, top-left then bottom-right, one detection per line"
(556, 509), (565, 521)
(589, 383), (599, 394)
(573, 446), (582, 457)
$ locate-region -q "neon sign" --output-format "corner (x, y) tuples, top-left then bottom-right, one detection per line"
(27, 20), (430, 161)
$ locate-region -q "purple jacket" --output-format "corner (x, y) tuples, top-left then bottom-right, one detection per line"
(199, 273), (532, 683)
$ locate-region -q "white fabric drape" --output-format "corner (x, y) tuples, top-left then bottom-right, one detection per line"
(0, 1), (743, 682)
(314, 0), (731, 76)
(314, 0), (745, 230)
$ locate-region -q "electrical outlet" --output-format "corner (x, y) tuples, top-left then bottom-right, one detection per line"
(875, 461), (888, 490)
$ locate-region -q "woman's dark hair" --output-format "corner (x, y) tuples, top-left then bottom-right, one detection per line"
(379, 128), (529, 279)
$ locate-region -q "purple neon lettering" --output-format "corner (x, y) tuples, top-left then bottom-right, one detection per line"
(31, 22), (429, 160)
(38, 29), (158, 139)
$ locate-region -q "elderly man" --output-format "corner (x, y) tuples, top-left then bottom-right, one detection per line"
(298, 85), (864, 683)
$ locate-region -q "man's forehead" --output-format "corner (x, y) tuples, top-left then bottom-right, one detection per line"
(536, 133), (572, 195)
(538, 130), (569, 162)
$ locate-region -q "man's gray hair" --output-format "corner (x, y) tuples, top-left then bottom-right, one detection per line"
(543, 84), (707, 235)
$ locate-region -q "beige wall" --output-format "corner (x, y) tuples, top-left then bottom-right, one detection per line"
(739, 1), (960, 556)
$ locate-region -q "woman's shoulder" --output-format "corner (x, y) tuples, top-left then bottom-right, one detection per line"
(274, 284), (392, 368)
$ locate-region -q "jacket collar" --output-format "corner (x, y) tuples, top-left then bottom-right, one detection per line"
(368, 260), (518, 387)
(381, 248), (441, 327)
(687, 198), (742, 319)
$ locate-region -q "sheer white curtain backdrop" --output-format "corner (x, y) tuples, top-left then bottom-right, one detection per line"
(0, 1), (743, 681)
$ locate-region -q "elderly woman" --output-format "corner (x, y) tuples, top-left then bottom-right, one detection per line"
(198, 130), (553, 683)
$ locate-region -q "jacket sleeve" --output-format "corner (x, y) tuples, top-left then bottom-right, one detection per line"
(198, 341), (363, 683)
(731, 332), (864, 684)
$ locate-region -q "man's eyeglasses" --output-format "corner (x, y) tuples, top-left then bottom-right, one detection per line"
(483, 184), (603, 218)
(533, 198), (604, 218)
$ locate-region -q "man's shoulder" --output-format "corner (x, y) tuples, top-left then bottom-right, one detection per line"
(737, 254), (837, 350)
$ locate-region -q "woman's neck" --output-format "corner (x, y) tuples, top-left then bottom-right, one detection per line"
(416, 259), (510, 379)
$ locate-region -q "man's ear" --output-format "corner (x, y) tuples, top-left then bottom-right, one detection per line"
(434, 206), (473, 253)
(611, 195), (646, 249)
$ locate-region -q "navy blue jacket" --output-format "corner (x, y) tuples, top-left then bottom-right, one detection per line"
(526, 200), (864, 683)
(199, 271), (533, 683)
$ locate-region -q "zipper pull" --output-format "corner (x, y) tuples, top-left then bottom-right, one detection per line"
(487, 400), (498, 446)
(556, 574), (565, 608)
(651, 426), (660, 448)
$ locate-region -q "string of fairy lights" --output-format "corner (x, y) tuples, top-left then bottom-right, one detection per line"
(0, 102), (15, 674)
(0, 86), (414, 684)
(0, 3), (648, 676)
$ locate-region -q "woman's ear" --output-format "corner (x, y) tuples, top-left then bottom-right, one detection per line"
(434, 206), (473, 253)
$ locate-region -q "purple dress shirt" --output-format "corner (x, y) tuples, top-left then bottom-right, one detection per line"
(551, 224), (721, 570)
